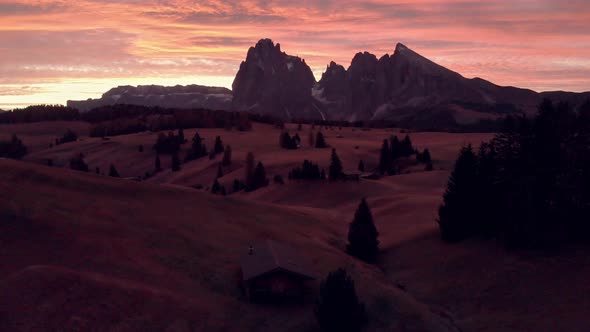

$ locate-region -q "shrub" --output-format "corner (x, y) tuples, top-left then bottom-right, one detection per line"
(314, 268), (366, 332)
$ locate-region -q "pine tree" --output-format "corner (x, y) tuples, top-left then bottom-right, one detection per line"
(423, 148), (431, 163)
(316, 131), (328, 148)
(171, 151), (181, 172)
(155, 153), (162, 172)
(222, 145), (232, 166)
(390, 135), (401, 160)
(178, 128), (185, 143)
(314, 268), (366, 332)
(379, 139), (392, 174)
(245, 152), (255, 189)
(475, 142), (499, 237)
(249, 161), (268, 191)
(233, 179), (244, 193)
(347, 198), (379, 262)
(329, 148), (343, 181)
(109, 164), (120, 177)
(437, 145), (479, 242)
(214, 136), (224, 154)
(220, 186), (227, 196)
(293, 133), (301, 147)
(0, 134), (28, 159)
(185, 131), (206, 161)
(417, 148), (432, 164)
(401, 135), (414, 156)
(69, 153), (89, 172)
(358, 160), (365, 172)
(217, 164), (223, 179)
(211, 179), (221, 194)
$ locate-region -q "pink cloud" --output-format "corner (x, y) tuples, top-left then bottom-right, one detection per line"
(1, 0), (590, 107)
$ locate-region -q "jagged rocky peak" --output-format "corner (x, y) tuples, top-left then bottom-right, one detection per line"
(232, 39), (319, 119)
(246, 38), (282, 62)
(321, 61), (346, 79)
(350, 51), (378, 66)
(394, 42), (409, 53)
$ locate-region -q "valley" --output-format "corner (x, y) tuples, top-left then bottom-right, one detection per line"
(2, 121), (589, 331)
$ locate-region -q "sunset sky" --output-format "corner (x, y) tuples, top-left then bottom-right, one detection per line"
(1, 0), (590, 109)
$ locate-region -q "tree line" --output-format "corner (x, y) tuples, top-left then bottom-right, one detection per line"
(0, 105), (78, 124)
(87, 105), (252, 137)
(438, 99), (590, 248)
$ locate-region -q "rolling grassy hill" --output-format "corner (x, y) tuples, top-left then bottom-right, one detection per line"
(0, 159), (460, 332)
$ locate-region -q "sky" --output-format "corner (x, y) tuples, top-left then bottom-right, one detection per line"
(1, 0), (590, 109)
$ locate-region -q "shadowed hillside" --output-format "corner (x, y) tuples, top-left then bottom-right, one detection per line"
(0, 159), (460, 332)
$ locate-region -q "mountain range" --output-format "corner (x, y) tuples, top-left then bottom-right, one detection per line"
(68, 39), (590, 126)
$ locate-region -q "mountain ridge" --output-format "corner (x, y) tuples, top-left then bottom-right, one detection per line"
(68, 39), (590, 125)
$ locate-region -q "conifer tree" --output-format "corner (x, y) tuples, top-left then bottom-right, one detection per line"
(329, 148), (343, 181)
(293, 133), (301, 146)
(0, 134), (28, 159)
(185, 131), (206, 161)
(316, 131), (328, 148)
(233, 179), (244, 193)
(347, 198), (379, 262)
(155, 153), (162, 172)
(69, 153), (89, 172)
(222, 145), (232, 166)
(417, 148), (432, 164)
(211, 179), (221, 194)
(214, 136), (224, 154)
(178, 128), (185, 143)
(401, 135), (414, 156)
(250, 161), (268, 191)
(109, 164), (120, 177)
(390, 135), (401, 160)
(379, 139), (392, 174)
(475, 142), (499, 237)
(245, 152), (255, 189)
(437, 145), (479, 242)
(314, 268), (366, 332)
(217, 164), (223, 179)
(358, 160), (365, 172)
(171, 151), (181, 172)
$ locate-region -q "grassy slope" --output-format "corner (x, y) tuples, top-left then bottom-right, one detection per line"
(0, 159), (459, 332)
(7, 121), (590, 331)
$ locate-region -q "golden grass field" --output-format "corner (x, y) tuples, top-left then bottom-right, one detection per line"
(1, 121), (589, 331)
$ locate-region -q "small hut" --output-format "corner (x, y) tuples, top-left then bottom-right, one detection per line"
(240, 240), (315, 302)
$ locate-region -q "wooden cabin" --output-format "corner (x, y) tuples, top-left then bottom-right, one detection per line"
(240, 240), (315, 302)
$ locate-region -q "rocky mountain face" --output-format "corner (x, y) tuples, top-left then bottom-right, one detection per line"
(314, 43), (545, 124)
(67, 85), (233, 112)
(231, 39), (324, 120)
(67, 39), (590, 127)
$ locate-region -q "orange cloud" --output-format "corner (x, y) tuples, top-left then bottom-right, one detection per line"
(1, 0), (590, 108)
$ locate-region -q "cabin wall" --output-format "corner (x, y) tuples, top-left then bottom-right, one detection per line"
(247, 272), (305, 301)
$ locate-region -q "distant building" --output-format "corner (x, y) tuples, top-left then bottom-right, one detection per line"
(240, 240), (315, 302)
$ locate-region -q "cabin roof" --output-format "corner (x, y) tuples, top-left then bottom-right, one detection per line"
(240, 240), (315, 282)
